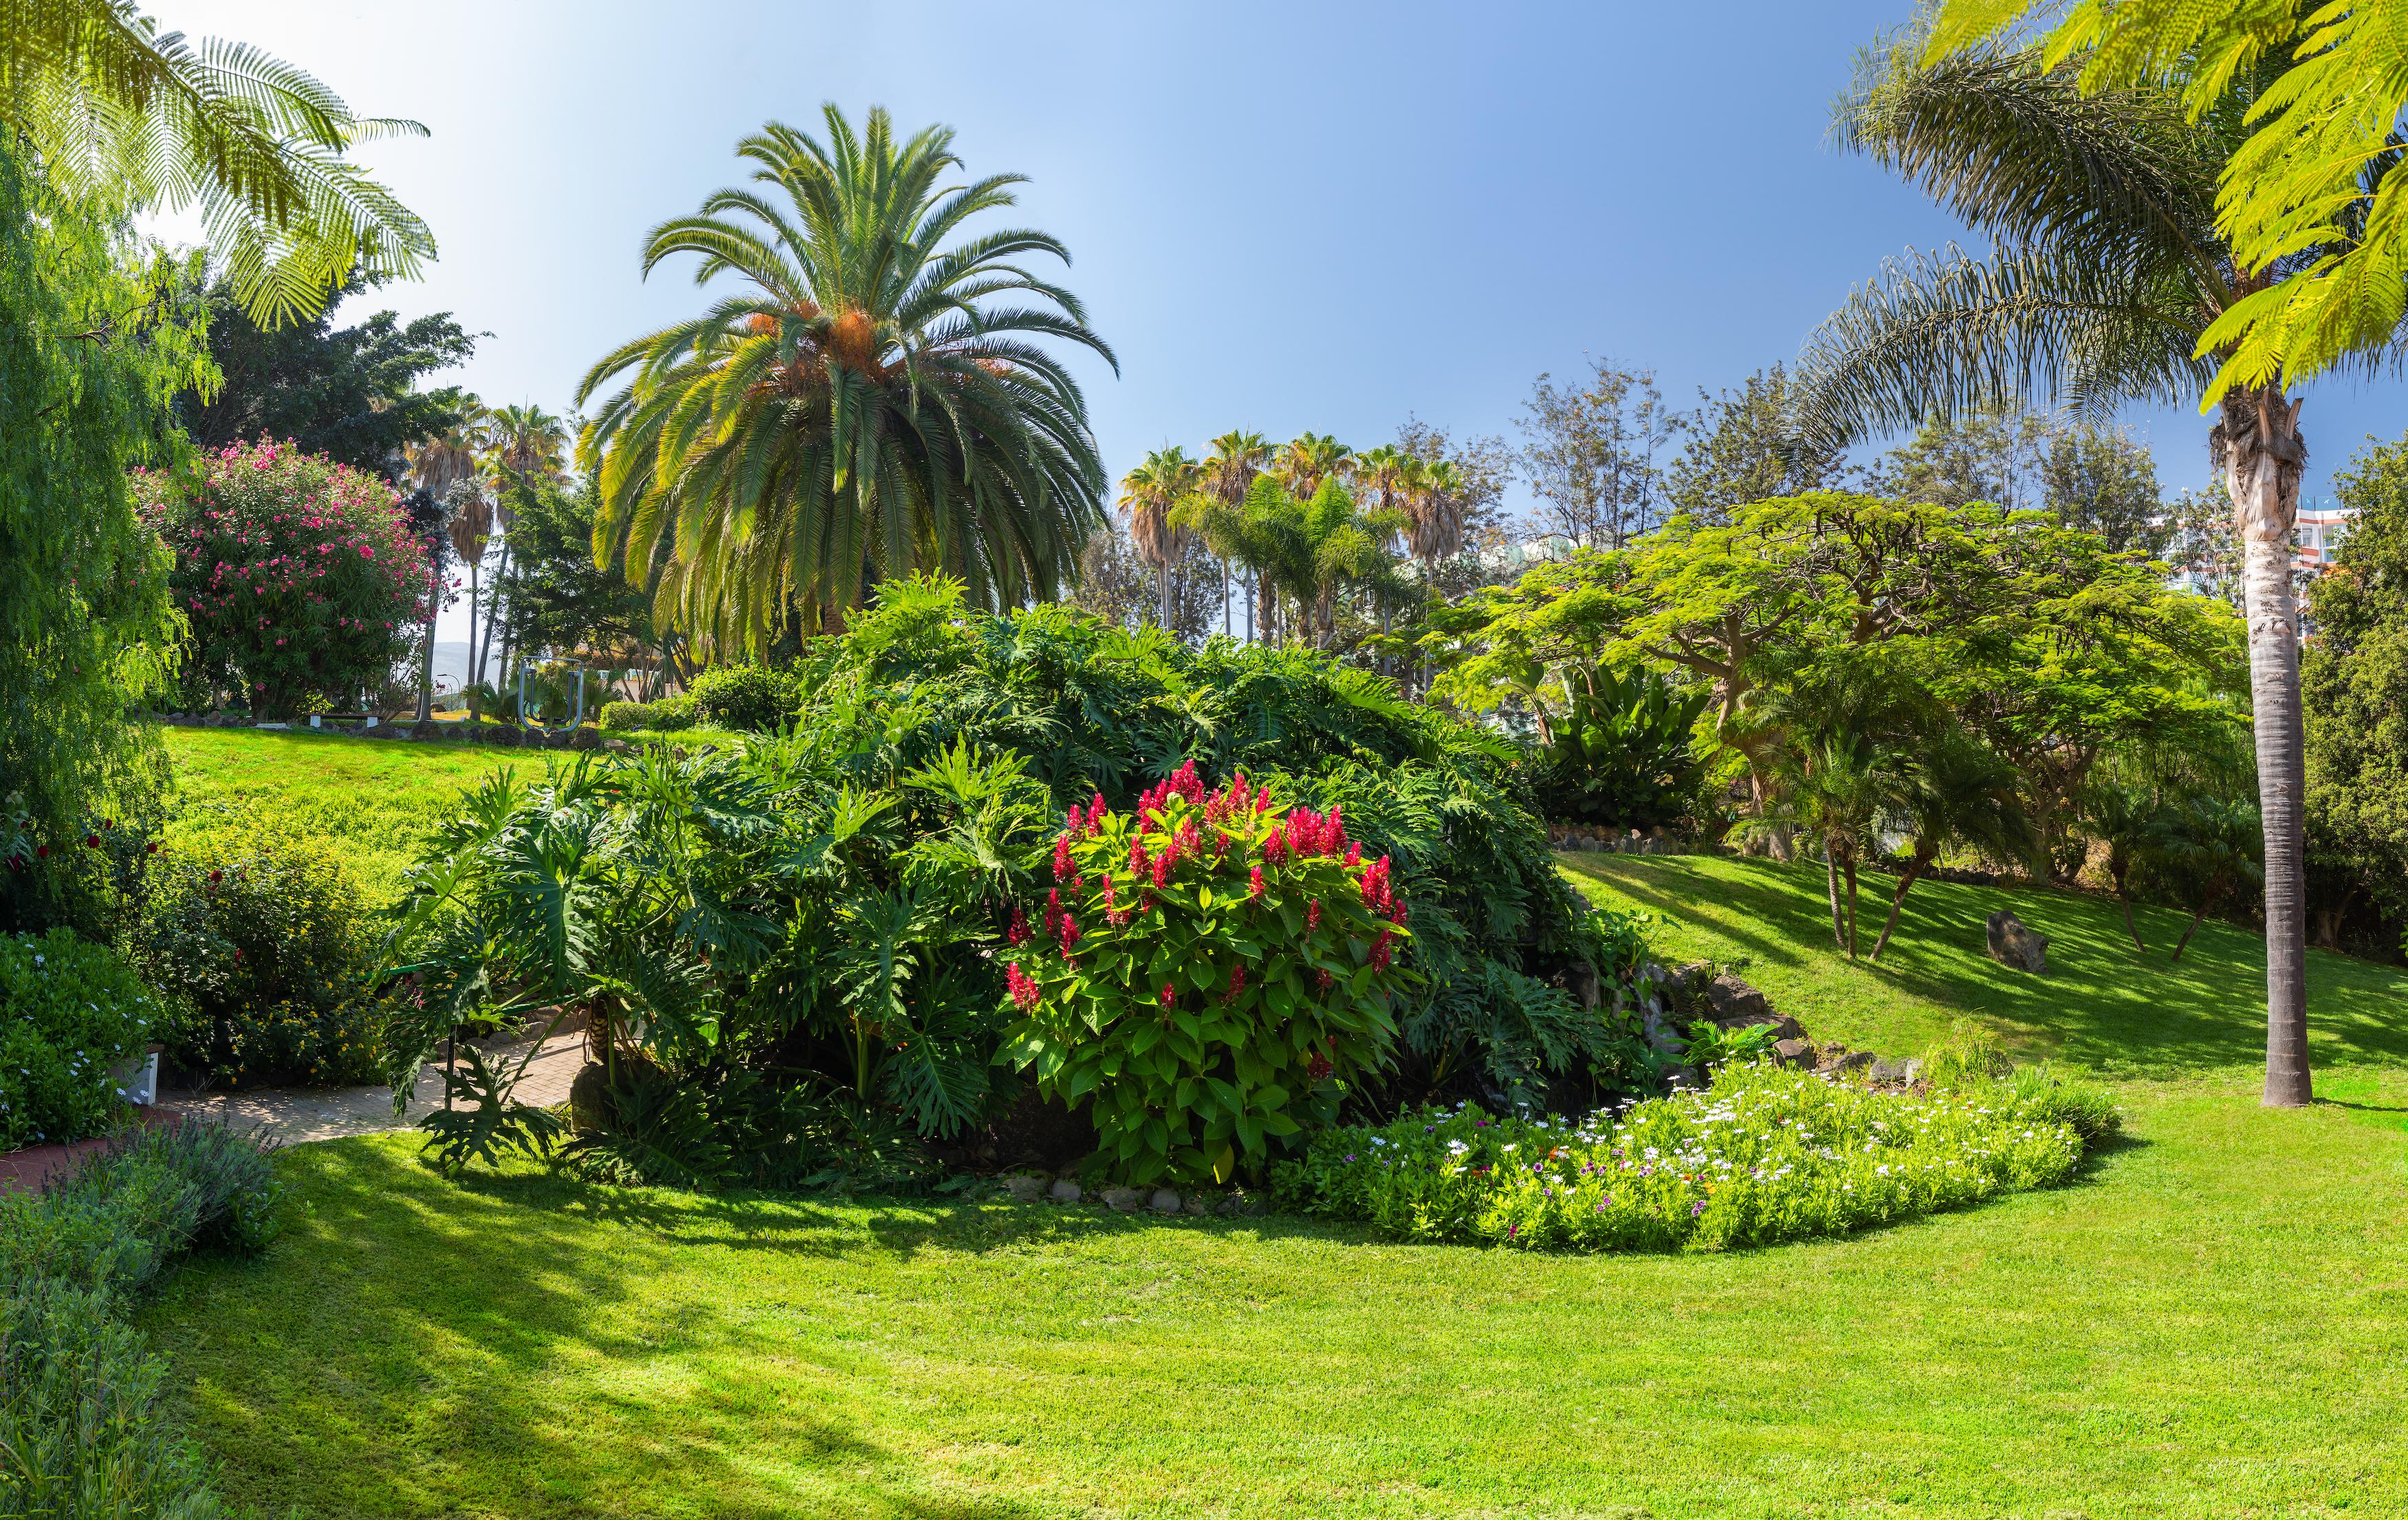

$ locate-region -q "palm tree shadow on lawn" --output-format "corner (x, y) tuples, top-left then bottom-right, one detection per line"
(1561, 855), (2408, 1075)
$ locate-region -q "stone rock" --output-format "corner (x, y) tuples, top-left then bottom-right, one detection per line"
(1871, 1057), (1908, 1084)
(1900, 1057), (1924, 1084)
(1820, 1049), (1873, 1077)
(567, 1061), (610, 1131)
(1773, 1037), (1816, 1068)
(1101, 1185), (1146, 1213)
(1148, 1188), (1182, 1215)
(1183, 1191), (1218, 1217)
(1701, 972), (1770, 1024)
(569, 726), (603, 752)
(408, 719), (440, 740)
(604, 738), (632, 755)
(1985, 909), (2048, 974)
(1000, 1173), (1047, 1203)
(1047, 1179), (1082, 1203)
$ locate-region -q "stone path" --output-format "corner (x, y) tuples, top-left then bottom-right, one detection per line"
(157, 1031), (586, 1144)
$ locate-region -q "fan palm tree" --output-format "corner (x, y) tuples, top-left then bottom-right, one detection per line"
(1271, 432), (1354, 502)
(579, 105), (1115, 655)
(3, 0), (435, 324)
(488, 403), (567, 486)
(1402, 457), (1468, 566)
(1201, 430), (1271, 638)
(1798, 26), (2318, 1104)
(1118, 446), (1199, 632)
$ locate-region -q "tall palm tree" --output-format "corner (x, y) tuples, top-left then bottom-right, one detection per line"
(579, 105), (1115, 655)
(1402, 458), (1468, 567)
(1118, 446), (1199, 632)
(1270, 432), (1355, 503)
(1798, 28), (2318, 1105)
(1201, 431), (1271, 639)
(3, 0), (435, 325)
(407, 407), (493, 685)
(487, 403), (567, 486)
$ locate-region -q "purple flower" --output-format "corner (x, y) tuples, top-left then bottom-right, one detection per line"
(1690, 1200), (1706, 1217)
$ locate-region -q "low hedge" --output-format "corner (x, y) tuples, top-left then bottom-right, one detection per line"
(130, 818), (389, 1088)
(600, 694), (698, 734)
(688, 665), (797, 731)
(0, 1121), (282, 1518)
(0, 930), (160, 1151)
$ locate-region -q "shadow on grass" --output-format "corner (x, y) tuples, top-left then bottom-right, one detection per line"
(1561, 854), (2408, 1077)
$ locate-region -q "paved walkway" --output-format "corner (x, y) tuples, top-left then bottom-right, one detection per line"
(159, 1031), (586, 1144)
(0, 1032), (587, 1193)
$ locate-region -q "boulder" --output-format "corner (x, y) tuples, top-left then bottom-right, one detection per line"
(1871, 1057), (1909, 1085)
(567, 1061), (611, 1131)
(1985, 910), (2048, 974)
(1183, 1191), (1218, 1217)
(569, 726), (603, 752)
(1773, 1037), (1816, 1069)
(1047, 1179), (1083, 1203)
(1000, 1173), (1047, 1203)
(1148, 1188), (1182, 1215)
(407, 719), (441, 740)
(1702, 972), (1771, 1024)
(1101, 1185), (1146, 1213)
(1820, 1049), (1874, 1077)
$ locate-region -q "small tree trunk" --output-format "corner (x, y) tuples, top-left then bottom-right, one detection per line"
(2171, 907), (2206, 963)
(1840, 854), (1860, 961)
(2219, 386), (2312, 1107)
(1824, 846), (1846, 952)
(2114, 874), (2145, 952)
(1869, 848), (1933, 962)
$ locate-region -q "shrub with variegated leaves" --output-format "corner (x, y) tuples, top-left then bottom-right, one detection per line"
(1000, 761), (1415, 1186)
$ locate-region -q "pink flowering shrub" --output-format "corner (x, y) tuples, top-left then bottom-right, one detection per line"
(134, 440), (435, 715)
(1000, 760), (1415, 1186)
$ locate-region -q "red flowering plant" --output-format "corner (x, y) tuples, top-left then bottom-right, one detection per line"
(134, 439), (436, 716)
(1000, 760), (1414, 1186)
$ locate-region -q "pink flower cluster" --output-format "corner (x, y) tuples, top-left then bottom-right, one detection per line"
(1007, 963), (1042, 1011)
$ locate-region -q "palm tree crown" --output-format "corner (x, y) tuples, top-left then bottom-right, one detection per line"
(579, 105), (1115, 652)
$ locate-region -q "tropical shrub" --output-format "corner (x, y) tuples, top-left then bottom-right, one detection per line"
(392, 579), (1651, 1191)
(134, 438), (437, 716)
(688, 664), (797, 730)
(599, 694), (698, 733)
(1276, 1063), (2089, 1252)
(131, 819), (387, 1087)
(1001, 763), (1414, 1185)
(0, 930), (158, 1150)
(1528, 665), (1712, 830)
(0, 1122), (281, 1520)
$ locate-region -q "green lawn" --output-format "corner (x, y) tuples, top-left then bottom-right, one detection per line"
(142, 850), (2408, 1518)
(162, 727), (515, 905)
(1560, 852), (2408, 1078)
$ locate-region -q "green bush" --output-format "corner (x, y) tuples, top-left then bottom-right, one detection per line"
(688, 665), (795, 731)
(0, 1121), (282, 1519)
(0, 930), (158, 1150)
(1528, 664), (1714, 831)
(599, 694), (698, 733)
(1001, 763), (1415, 1186)
(131, 818), (387, 1087)
(1275, 1064), (2089, 1252)
(2005, 1062), (2124, 1147)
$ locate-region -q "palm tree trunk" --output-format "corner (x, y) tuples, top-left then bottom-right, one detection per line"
(2171, 906), (2206, 963)
(1840, 855), (1860, 961)
(1824, 846), (1846, 952)
(1157, 562), (1172, 632)
(464, 559), (481, 687)
(2114, 873), (2145, 952)
(2222, 387), (2312, 1107)
(1869, 854), (1932, 963)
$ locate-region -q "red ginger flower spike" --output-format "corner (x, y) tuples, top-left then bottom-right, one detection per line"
(1370, 928), (1394, 970)
(1160, 982), (1176, 1007)
(1249, 865), (1265, 898)
(1053, 833), (1075, 880)
(1057, 914), (1082, 954)
(1224, 964), (1247, 1001)
(1346, 842), (1362, 868)
(1130, 839), (1150, 874)
(1307, 899), (1322, 930)
(1007, 907), (1030, 947)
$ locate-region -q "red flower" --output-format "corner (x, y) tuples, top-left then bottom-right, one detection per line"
(85, 834), (100, 848)
(1006, 907), (1031, 948)
(1223, 964), (1247, 1002)
(1052, 832), (1075, 880)
(1007, 963), (1042, 1011)
(1159, 982), (1175, 1007)
(1307, 899), (1322, 930)
(1249, 865), (1265, 898)
(145, 841), (158, 854)
(34, 845), (47, 860)
(207, 869), (222, 884)
(1305, 1050), (1333, 1082)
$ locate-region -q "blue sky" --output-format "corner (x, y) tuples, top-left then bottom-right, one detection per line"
(174, 0), (2408, 641)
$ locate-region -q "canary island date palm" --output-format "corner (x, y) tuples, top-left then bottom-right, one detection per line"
(3, 0), (435, 323)
(1118, 446), (1198, 631)
(1797, 25), (2318, 1105)
(578, 106), (1114, 654)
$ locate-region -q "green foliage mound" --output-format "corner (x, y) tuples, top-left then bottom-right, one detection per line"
(0, 930), (158, 1150)
(0, 1122), (282, 1520)
(599, 694), (698, 734)
(131, 817), (388, 1088)
(394, 579), (1642, 1189)
(1277, 1063), (2092, 1252)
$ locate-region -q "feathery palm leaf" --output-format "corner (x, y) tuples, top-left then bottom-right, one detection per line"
(2, 0), (436, 324)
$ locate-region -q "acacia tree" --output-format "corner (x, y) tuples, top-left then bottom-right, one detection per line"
(1800, 24), (2324, 1105)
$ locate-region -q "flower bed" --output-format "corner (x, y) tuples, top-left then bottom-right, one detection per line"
(1276, 1064), (2091, 1252)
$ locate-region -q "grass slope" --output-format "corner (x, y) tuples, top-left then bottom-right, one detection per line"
(153, 1081), (2408, 1520)
(1562, 853), (2408, 1078)
(162, 728), (513, 906)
